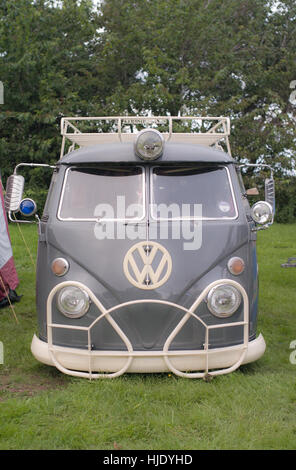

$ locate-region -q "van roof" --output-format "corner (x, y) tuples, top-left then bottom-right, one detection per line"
(59, 142), (235, 165)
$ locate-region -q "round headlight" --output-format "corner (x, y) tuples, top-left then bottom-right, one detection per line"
(57, 286), (90, 318)
(134, 129), (164, 160)
(207, 284), (241, 318)
(251, 201), (273, 225)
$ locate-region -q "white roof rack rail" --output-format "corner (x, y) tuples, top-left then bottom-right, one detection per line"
(60, 116), (231, 159)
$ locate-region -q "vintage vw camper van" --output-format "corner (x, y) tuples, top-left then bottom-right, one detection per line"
(5, 116), (275, 379)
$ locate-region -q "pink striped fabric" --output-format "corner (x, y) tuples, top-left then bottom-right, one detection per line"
(0, 179), (19, 301)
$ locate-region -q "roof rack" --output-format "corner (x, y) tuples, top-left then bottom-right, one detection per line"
(60, 116), (231, 159)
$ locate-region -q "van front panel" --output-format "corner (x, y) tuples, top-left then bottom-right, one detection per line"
(36, 161), (257, 353)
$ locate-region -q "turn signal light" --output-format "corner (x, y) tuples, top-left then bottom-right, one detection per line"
(51, 258), (69, 277)
(227, 257), (245, 275)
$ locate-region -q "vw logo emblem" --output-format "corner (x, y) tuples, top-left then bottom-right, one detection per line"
(123, 241), (172, 290)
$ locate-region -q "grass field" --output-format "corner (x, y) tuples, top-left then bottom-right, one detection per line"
(0, 223), (296, 450)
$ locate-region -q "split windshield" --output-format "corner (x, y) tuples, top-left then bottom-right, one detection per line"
(58, 165), (237, 220)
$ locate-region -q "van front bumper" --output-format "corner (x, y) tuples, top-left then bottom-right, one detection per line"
(31, 333), (266, 379)
(32, 279), (265, 379)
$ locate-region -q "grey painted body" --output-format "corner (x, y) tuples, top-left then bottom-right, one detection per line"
(36, 143), (259, 352)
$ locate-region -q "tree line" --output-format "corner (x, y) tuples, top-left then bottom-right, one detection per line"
(0, 0), (295, 220)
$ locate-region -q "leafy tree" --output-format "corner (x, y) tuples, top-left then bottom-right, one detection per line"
(99, 0), (296, 174)
(0, 0), (101, 182)
(0, 0), (295, 218)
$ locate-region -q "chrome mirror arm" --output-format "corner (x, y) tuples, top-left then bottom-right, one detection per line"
(8, 210), (37, 224)
(13, 163), (56, 175)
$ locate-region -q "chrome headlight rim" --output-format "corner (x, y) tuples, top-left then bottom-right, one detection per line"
(251, 200), (273, 225)
(206, 283), (242, 318)
(56, 286), (90, 319)
(134, 128), (164, 161)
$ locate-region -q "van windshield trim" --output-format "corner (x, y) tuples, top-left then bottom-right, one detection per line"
(149, 165), (239, 221)
(57, 165), (146, 222)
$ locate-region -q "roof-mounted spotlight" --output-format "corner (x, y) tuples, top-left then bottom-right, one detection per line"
(134, 129), (164, 161)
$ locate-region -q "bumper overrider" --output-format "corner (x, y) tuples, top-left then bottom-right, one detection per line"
(31, 280), (266, 379)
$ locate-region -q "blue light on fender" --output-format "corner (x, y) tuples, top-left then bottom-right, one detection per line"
(19, 198), (37, 217)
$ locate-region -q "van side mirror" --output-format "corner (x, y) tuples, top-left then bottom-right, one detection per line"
(4, 163), (56, 223)
(4, 175), (38, 224)
(4, 175), (25, 212)
(265, 178), (275, 214)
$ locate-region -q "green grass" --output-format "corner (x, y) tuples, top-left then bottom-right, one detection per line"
(0, 223), (296, 449)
